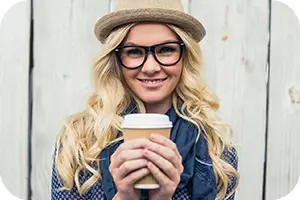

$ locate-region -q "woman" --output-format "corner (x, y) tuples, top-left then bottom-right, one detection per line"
(51, 0), (239, 199)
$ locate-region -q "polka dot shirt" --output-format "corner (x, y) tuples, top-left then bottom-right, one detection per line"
(51, 148), (238, 200)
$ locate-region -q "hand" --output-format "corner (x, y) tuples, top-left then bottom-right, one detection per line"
(109, 139), (150, 200)
(143, 134), (184, 200)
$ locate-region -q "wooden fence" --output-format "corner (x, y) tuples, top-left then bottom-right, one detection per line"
(0, 0), (299, 199)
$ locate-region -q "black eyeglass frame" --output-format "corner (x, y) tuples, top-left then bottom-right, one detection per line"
(114, 41), (185, 70)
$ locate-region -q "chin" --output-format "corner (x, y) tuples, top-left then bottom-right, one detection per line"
(139, 93), (170, 105)
(137, 94), (160, 103)
(141, 98), (163, 104)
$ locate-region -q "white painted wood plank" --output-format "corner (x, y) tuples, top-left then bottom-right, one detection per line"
(267, 1), (300, 199)
(31, 0), (110, 199)
(181, 0), (190, 13)
(190, 0), (269, 199)
(0, 1), (30, 199)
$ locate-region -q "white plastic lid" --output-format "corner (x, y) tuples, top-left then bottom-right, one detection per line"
(122, 113), (173, 129)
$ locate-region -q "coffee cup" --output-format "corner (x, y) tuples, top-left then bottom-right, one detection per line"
(122, 113), (172, 189)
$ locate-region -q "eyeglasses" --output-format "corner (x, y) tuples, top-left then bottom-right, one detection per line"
(114, 41), (185, 70)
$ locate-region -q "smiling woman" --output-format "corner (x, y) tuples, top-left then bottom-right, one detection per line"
(120, 24), (184, 114)
(51, 0), (239, 200)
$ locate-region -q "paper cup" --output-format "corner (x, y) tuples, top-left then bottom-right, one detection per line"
(122, 113), (172, 189)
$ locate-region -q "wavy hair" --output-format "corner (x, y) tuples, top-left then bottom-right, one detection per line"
(55, 23), (239, 199)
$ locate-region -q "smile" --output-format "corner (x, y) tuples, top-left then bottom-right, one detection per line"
(137, 78), (168, 88)
(137, 78), (168, 83)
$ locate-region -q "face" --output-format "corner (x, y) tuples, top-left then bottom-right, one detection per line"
(118, 23), (183, 111)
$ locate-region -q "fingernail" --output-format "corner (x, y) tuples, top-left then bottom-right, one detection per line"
(150, 134), (156, 140)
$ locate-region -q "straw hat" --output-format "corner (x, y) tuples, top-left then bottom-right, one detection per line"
(94, 0), (206, 44)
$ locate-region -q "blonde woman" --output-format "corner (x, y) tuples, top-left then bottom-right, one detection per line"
(51, 0), (239, 199)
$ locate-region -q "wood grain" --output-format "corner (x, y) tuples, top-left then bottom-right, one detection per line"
(31, 0), (110, 199)
(0, 1), (30, 199)
(190, 0), (269, 199)
(267, 1), (300, 199)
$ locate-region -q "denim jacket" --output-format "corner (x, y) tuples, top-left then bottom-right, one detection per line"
(99, 106), (218, 200)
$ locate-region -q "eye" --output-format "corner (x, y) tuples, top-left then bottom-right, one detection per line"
(160, 47), (176, 53)
(124, 47), (144, 58)
(157, 44), (179, 56)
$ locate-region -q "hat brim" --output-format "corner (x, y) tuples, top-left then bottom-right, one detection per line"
(94, 8), (206, 44)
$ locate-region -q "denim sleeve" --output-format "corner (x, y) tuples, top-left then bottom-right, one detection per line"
(222, 147), (239, 200)
(51, 150), (107, 200)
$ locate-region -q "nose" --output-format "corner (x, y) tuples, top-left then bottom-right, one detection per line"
(140, 53), (161, 75)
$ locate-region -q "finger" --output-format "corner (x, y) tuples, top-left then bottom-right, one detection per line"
(111, 149), (144, 169)
(113, 138), (149, 157)
(145, 140), (182, 169)
(150, 134), (181, 157)
(111, 138), (149, 167)
(147, 162), (171, 186)
(143, 149), (180, 182)
(118, 167), (150, 190)
(117, 159), (149, 180)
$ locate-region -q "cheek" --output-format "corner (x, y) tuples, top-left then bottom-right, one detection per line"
(168, 63), (183, 79)
(122, 69), (138, 85)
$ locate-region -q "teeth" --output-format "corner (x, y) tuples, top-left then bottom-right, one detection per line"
(142, 79), (164, 83)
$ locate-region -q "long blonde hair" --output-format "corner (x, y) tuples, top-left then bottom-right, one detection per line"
(55, 23), (239, 199)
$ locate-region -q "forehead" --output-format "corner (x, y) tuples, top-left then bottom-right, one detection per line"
(124, 23), (180, 45)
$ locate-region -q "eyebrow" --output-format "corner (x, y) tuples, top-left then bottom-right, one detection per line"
(123, 39), (180, 46)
